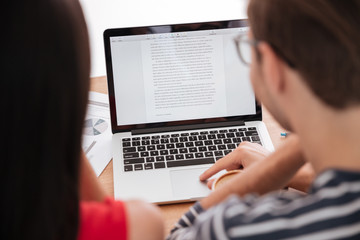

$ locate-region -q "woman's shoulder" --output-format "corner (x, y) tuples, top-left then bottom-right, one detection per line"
(78, 197), (127, 240)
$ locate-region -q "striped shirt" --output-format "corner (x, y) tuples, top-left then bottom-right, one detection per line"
(167, 169), (360, 240)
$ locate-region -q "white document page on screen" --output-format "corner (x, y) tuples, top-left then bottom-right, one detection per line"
(141, 35), (227, 123)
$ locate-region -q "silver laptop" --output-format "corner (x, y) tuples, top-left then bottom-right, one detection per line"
(104, 19), (274, 204)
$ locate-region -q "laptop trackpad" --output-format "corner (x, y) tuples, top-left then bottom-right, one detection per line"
(170, 168), (211, 200)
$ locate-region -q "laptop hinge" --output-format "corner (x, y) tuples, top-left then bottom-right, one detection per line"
(131, 121), (245, 135)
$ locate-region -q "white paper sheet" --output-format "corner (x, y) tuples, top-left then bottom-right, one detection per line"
(82, 92), (112, 176)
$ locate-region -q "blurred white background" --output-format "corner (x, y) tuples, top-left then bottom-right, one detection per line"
(79, 0), (248, 77)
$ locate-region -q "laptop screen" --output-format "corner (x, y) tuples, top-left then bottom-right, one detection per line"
(104, 20), (261, 133)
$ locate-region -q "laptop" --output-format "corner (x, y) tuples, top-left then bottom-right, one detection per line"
(104, 19), (274, 204)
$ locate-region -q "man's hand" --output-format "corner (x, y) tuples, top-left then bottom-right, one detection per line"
(200, 142), (271, 189)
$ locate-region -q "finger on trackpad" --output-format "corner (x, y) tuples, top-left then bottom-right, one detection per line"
(170, 168), (210, 200)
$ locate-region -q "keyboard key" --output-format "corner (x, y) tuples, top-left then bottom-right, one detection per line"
(198, 135), (207, 140)
(233, 137), (242, 143)
(160, 150), (169, 155)
(180, 137), (188, 142)
(199, 146), (207, 152)
(208, 146), (217, 151)
(134, 164), (144, 171)
(147, 145), (156, 151)
(157, 145), (165, 150)
(124, 158), (144, 165)
(124, 165), (133, 172)
(195, 141), (204, 146)
(154, 162), (166, 169)
(151, 139), (160, 144)
(214, 151), (223, 157)
(217, 134), (226, 139)
(161, 138), (169, 144)
(219, 130), (228, 133)
(166, 155), (175, 161)
(218, 145), (226, 150)
(169, 149), (178, 154)
(152, 135), (160, 139)
(132, 137), (140, 141)
(236, 132), (245, 137)
(122, 138), (131, 142)
(227, 144), (236, 149)
(181, 133), (189, 136)
(142, 136), (150, 140)
(210, 130), (218, 134)
(170, 138), (179, 143)
(245, 131), (259, 137)
(175, 154), (185, 160)
(190, 132), (199, 135)
(124, 152), (140, 159)
(132, 141), (140, 146)
(214, 139), (222, 144)
(238, 128), (247, 132)
(142, 140), (150, 145)
(167, 158), (215, 168)
(161, 134), (170, 138)
(140, 152), (149, 157)
(189, 136), (197, 141)
(242, 137), (251, 142)
(185, 142), (194, 147)
(205, 152), (214, 157)
(150, 151), (159, 156)
(176, 142), (185, 148)
(146, 157), (155, 162)
(138, 146), (146, 151)
(144, 163), (153, 170)
(166, 143), (175, 149)
(123, 147), (136, 153)
(252, 136), (260, 141)
(171, 134), (180, 137)
(223, 139), (232, 144)
(122, 142), (131, 147)
(189, 147), (197, 153)
(195, 152), (204, 158)
(156, 156), (165, 162)
(208, 134), (216, 140)
(226, 133), (235, 138)
(204, 140), (213, 146)
(229, 129), (237, 132)
(200, 131), (208, 135)
(185, 153), (194, 159)
(179, 148), (188, 153)
(248, 127), (257, 131)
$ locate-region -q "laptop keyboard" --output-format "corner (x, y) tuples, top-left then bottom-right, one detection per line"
(122, 127), (261, 172)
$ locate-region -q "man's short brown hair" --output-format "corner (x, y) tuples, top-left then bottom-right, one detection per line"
(248, 0), (360, 109)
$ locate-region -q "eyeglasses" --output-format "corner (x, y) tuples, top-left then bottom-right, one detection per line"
(234, 34), (260, 66)
(234, 34), (296, 68)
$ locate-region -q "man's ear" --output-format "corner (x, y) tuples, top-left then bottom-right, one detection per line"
(257, 43), (286, 94)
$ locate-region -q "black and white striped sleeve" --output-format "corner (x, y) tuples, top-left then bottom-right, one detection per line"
(167, 201), (205, 240)
(166, 170), (360, 240)
(167, 192), (305, 240)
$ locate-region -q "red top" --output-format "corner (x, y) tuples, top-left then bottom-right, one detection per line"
(78, 197), (127, 240)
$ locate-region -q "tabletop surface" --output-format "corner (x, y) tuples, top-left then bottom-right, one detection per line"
(91, 76), (285, 235)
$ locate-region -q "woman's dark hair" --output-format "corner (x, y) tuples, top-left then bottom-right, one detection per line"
(248, 0), (360, 109)
(1, 0), (90, 239)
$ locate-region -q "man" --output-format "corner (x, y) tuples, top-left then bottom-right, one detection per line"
(167, 0), (360, 239)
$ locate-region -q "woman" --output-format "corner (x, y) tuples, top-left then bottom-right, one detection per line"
(1, 0), (163, 239)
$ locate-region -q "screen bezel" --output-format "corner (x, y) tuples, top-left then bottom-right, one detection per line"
(104, 19), (262, 134)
